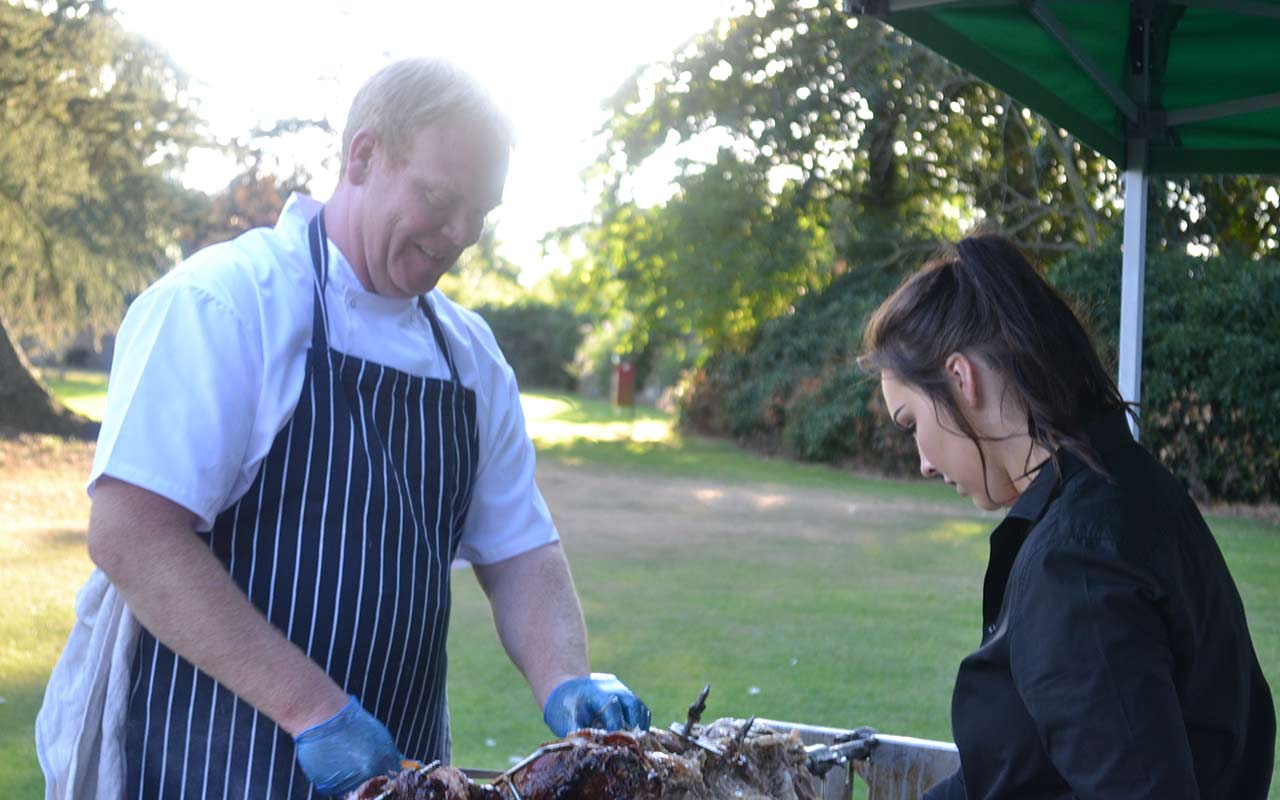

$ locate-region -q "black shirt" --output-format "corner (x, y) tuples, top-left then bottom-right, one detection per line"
(924, 411), (1275, 799)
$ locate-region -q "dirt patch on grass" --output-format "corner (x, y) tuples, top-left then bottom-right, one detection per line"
(0, 435), (988, 583)
(0, 435), (94, 534)
(3, 434), (1270, 554)
(535, 459), (991, 551)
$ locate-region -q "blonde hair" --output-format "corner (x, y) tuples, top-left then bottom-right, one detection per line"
(340, 57), (514, 173)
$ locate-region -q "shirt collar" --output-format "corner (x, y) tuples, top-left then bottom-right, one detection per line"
(278, 193), (417, 315)
(326, 242), (417, 314)
(1004, 408), (1133, 524)
(277, 192), (321, 236)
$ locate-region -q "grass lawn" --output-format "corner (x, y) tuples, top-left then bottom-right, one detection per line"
(36, 367), (112, 422)
(3, 374), (1277, 797)
(458, 393), (1280, 794)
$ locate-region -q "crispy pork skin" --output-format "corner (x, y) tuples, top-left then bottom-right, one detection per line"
(347, 719), (821, 800)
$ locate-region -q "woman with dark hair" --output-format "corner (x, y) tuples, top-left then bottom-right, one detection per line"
(860, 234), (1274, 799)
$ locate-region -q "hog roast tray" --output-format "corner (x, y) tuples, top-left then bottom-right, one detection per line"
(345, 685), (960, 800)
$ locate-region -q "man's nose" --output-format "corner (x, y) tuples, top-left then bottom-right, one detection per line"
(442, 211), (482, 250)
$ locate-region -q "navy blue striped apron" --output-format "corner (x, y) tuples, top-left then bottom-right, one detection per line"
(126, 210), (479, 799)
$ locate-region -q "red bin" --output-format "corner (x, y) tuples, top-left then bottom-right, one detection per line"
(612, 361), (635, 407)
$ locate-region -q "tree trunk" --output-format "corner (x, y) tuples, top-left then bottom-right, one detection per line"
(0, 312), (100, 439)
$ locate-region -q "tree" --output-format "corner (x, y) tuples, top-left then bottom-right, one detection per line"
(1152, 176), (1280, 259)
(555, 151), (834, 389)
(596, 0), (1120, 263)
(179, 117), (332, 254)
(558, 0), (1128, 391)
(0, 0), (204, 435)
(569, 0), (1278, 401)
(437, 226), (525, 308)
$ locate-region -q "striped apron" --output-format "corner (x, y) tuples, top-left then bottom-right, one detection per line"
(125, 210), (479, 799)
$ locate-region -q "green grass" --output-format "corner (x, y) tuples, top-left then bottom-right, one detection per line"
(36, 367), (112, 421)
(0, 528), (95, 796)
(521, 393), (959, 503)
(457, 393), (1280, 789)
(4, 374), (1278, 796)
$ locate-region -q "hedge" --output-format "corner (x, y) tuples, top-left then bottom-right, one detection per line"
(682, 246), (1280, 503)
(475, 301), (584, 391)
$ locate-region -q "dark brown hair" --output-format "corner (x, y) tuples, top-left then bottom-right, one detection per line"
(859, 233), (1128, 485)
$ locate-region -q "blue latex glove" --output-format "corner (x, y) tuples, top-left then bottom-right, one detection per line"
(543, 672), (652, 737)
(294, 695), (403, 796)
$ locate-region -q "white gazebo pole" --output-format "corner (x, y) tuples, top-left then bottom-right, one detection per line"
(1118, 137), (1148, 440)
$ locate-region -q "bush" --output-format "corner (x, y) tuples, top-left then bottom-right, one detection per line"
(682, 247), (1280, 503)
(1050, 245), (1280, 502)
(475, 301), (584, 391)
(681, 264), (918, 473)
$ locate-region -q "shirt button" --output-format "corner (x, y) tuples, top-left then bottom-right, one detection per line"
(986, 624), (996, 635)
(348, 297), (357, 309)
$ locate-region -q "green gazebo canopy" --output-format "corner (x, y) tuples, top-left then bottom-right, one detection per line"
(846, 0), (1280, 436)
(848, 0), (1280, 174)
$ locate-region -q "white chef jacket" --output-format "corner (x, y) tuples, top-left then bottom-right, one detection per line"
(88, 192), (558, 564)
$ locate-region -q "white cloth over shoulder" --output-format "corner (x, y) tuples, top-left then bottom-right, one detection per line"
(35, 569), (138, 800)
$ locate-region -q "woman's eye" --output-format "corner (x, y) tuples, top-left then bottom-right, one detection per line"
(902, 423), (917, 436)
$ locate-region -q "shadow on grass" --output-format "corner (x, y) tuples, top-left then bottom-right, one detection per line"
(535, 432), (962, 504)
(524, 392), (964, 505)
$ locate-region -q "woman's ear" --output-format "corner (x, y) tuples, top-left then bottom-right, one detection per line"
(944, 352), (981, 410)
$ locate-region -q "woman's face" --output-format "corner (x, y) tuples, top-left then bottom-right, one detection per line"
(880, 372), (1018, 510)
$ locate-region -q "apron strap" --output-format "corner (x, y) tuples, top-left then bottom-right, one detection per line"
(310, 205), (462, 385)
(307, 209), (332, 353)
(417, 295), (462, 384)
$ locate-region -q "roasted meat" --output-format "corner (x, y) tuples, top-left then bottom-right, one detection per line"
(504, 729), (679, 799)
(505, 719), (821, 800)
(346, 718), (821, 800)
(345, 764), (501, 800)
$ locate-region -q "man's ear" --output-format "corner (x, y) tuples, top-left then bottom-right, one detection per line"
(944, 352), (981, 410)
(344, 128), (379, 186)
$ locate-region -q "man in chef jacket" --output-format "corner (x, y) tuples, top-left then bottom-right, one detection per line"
(37, 57), (649, 799)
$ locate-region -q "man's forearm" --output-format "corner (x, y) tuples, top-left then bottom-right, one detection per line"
(88, 476), (348, 736)
(473, 542), (589, 708)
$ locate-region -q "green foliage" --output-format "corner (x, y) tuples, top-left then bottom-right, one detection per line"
(681, 261), (917, 470)
(178, 170), (304, 255)
(598, 0), (1121, 262)
(569, 319), (634, 397)
(441, 227), (582, 390)
(685, 243), (1280, 503)
(1153, 176), (1280, 260)
(556, 151), (836, 391)
(0, 0), (205, 346)
(177, 117), (337, 255)
(1050, 245), (1280, 502)
(437, 227), (527, 308)
(564, 0), (1135, 399)
(576, 0), (1280, 504)
(567, 0), (1280, 404)
(475, 301), (585, 390)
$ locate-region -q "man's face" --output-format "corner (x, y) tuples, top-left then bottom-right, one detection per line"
(355, 116), (509, 298)
(880, 372), (1016, 510)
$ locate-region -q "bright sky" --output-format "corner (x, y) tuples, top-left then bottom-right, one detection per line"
(108, 0), (742, 279)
